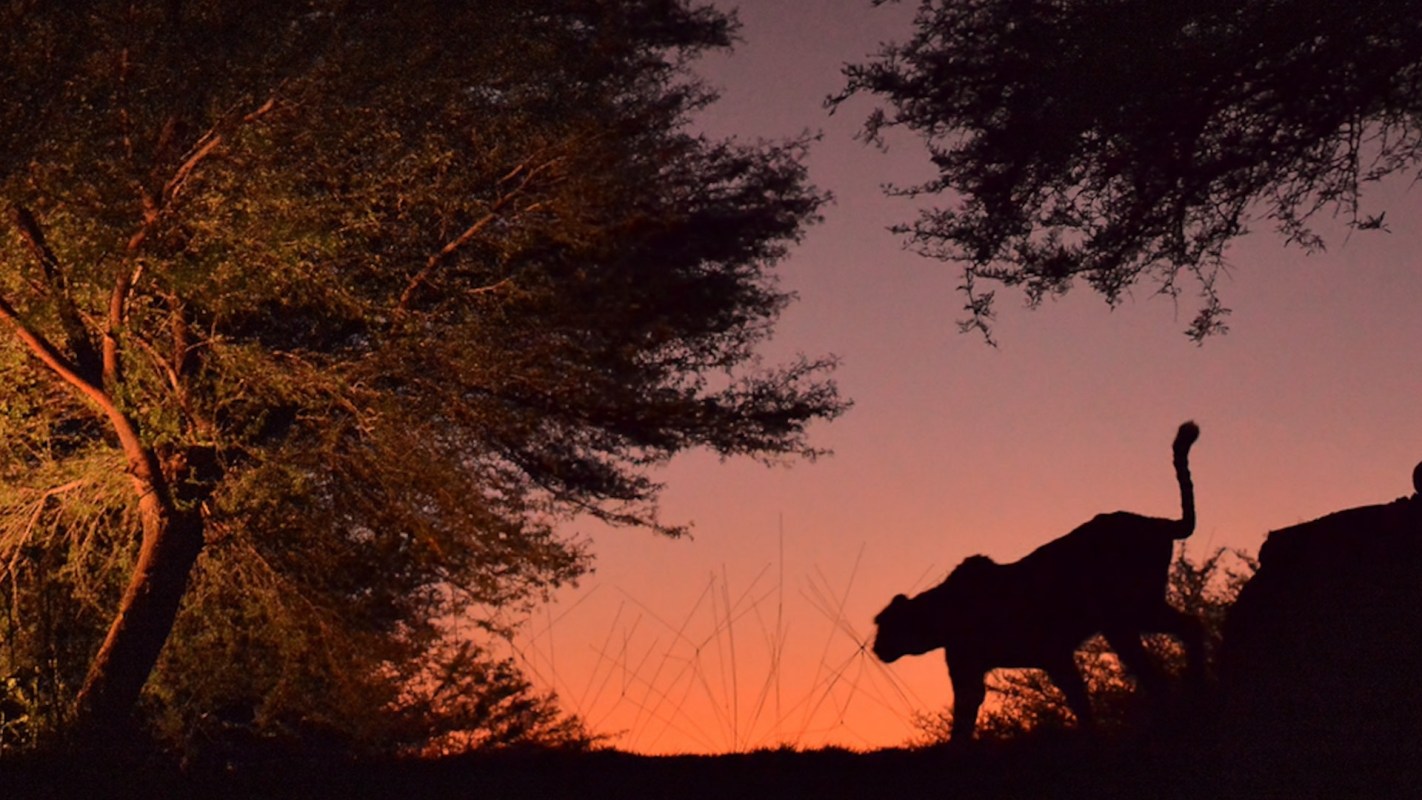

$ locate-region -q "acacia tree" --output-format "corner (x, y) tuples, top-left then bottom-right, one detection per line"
(836, 0), (1422, 340)
(0, 0), (844, 748)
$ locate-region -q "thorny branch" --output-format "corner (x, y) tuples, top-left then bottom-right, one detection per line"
(107, 95), (278, 390)
(396, 155), (560, 314)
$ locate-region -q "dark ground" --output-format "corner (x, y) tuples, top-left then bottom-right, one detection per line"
(4, 731), (1418, 800)
(12, 476), (1418, 798)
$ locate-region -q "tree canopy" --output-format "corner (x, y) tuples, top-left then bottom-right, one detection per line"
(836, 0), (1422, 340)
(0, 0), (844, 755)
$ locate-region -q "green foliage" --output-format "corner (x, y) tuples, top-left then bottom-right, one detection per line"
(0, 0), (843, 755)
(910, 547), (1255, 745)
(838, 0), (1422, 340)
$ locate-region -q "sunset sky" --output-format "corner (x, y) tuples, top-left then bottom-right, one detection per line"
(511, 0), (1422, 754)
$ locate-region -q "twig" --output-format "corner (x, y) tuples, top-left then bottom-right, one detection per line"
(0, 480), (88, 583)
(396, 158), (558, 313)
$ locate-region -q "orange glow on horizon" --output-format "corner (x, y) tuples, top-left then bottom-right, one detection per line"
(514, 530), (949, 754)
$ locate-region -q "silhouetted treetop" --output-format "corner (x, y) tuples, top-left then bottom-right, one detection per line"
(835, 0), (1422, 340)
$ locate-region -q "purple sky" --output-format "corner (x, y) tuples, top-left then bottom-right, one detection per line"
(509, 0), (1422, 754)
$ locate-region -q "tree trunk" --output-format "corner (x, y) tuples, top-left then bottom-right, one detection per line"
(71, 450), (205, 734)
(3, 211), (211, 736)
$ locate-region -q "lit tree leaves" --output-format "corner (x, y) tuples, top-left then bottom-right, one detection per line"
(0, 0), (843, 753)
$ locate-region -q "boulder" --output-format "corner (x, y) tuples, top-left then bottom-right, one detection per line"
(1219, 462), (1422, 759)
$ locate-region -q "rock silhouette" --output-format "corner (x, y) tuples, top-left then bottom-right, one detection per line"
(1220, 460), (1422, 761)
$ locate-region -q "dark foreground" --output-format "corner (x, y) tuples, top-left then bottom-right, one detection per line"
(4, 732), (1419, 800)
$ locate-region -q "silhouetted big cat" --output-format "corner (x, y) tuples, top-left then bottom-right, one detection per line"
(873, 422), (1204, 742)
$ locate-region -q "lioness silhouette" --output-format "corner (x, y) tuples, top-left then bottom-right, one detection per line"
(873, 422), (1203, 742)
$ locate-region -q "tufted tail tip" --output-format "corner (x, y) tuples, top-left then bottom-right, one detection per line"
(1173, 421), (1200, 456)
